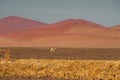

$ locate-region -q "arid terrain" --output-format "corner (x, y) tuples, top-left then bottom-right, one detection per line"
(0, 48), (120, 80)
(0, 16), (120, 48)
(0, 47), (120, 60)
(0, 59), (120, 80)
(0, 16), (120, 80)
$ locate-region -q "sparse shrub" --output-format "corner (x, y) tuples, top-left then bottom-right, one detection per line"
(4, 51), (10, 61)
(0, 50), (11, 61)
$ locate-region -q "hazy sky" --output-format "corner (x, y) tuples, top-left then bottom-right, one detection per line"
(0, 0), (120, 26)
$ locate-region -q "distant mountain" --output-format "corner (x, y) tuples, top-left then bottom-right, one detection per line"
(7, 19), (107, 40)
(52, 19), (106, 28)
(48, 19), (107, 34)
(0, 17), (120, 48)
(110, 25), (120, 31)
(0, 16), (48, 34)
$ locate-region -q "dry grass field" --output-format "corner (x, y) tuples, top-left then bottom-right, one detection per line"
(0, 48), (120, 60)
(0, 48), (120, 80)
(0, 59), (120, 80)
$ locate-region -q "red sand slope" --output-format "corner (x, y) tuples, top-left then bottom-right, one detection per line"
(0, 16), (48, 34)
(110, 25), (120, 31)
(0, 17), (120, 48)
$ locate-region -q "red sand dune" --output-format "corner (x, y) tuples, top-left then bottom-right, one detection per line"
(110, 25), (120, 31)
(0, 16), (48, 35)
(7, 19), (107, 39)
(0, 17), (120, 48)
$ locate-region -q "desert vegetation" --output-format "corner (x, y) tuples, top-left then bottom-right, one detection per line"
(0, 48), (120, 80)
(0, 49), (10, 61)
(0, 48), (120, 60)
(0, 59), (120, 80)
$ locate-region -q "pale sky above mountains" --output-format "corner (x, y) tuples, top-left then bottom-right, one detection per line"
(0, 0), (120, 26)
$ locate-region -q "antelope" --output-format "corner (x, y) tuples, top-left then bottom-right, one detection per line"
(50, 48), (56, 53)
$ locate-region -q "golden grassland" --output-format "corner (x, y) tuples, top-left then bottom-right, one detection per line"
(0, 59), (120, 80)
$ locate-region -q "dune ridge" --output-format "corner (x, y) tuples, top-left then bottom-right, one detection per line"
(0, 16), (120, 48)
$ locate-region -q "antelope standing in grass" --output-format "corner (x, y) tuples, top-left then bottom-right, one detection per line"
(50, 48), (56, 53)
